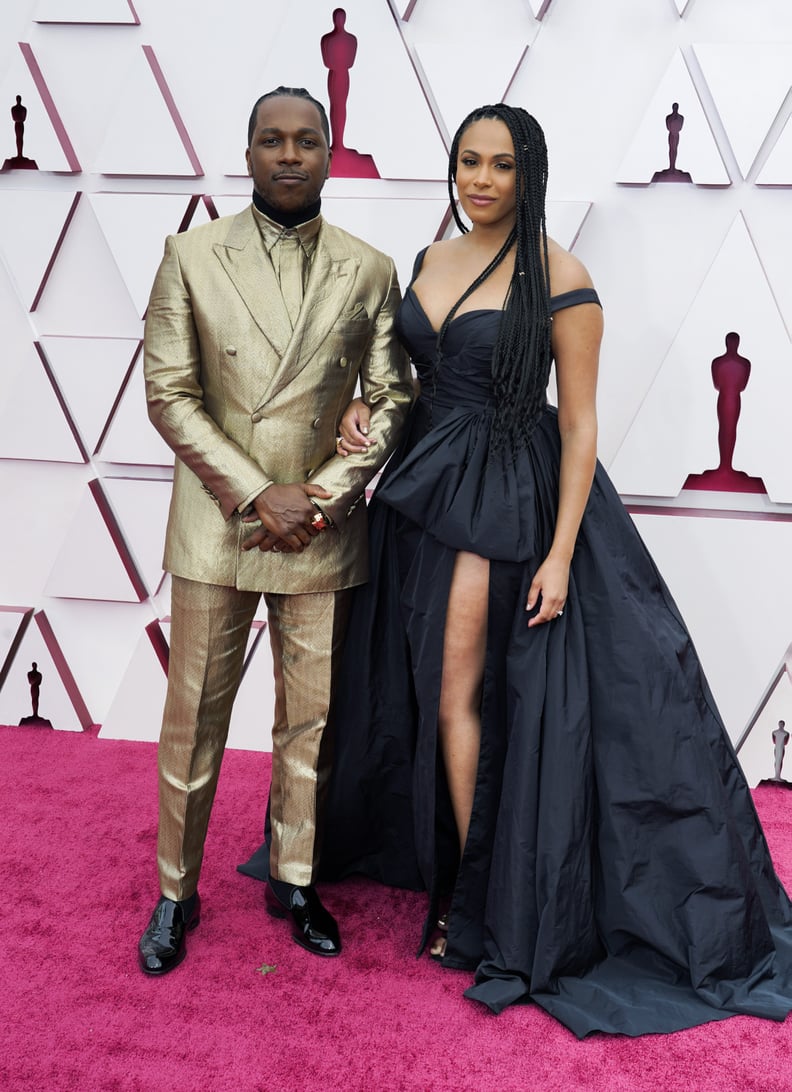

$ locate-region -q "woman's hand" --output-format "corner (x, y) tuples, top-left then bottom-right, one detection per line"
(336, 398), (373, 457)
(525, 554), (569, 627)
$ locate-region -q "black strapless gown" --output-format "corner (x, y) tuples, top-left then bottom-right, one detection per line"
(319, 273), (792, 1038)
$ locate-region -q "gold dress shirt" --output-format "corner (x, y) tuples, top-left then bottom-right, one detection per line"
(252, 207), (322, 327)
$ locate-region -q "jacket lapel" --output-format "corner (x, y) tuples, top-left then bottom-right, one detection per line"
(261, 229), (359, 403)
(212, 210), (292, 359)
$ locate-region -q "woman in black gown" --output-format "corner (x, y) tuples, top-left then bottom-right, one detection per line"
(323, 104), (792, 1038)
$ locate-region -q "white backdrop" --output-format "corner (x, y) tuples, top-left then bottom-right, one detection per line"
(0, 0), (790, 783)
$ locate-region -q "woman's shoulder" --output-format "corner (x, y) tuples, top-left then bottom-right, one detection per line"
(417, 238), (464, 267)
(409, 237), (466, 281)
(546, 238), (595, 297)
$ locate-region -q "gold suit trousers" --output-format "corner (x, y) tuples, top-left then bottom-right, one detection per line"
(157, 575), (351, 899)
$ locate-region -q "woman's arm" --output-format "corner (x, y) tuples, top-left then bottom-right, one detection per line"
(526, 255), (603, 626)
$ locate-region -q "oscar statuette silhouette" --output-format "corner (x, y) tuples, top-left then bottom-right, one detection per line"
(321, 9), (379, 178)
(651, 103), (691, 183)
(683, 333), (766, 495)
(19, 662), (53, 727)
(2, 95), (38, 171)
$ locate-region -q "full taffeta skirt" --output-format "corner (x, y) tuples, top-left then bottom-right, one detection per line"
(320, 401), (792, 1038)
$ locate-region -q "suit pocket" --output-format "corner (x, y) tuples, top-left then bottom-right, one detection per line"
(329, 317), (372, 357)
(343, 302), (370, 322)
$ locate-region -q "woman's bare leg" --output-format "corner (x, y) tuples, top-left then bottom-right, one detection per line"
(431, 551), (489, 956)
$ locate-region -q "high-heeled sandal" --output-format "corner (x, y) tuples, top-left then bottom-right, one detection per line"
(430, 935), (447, 961)
(430, 910), (450, 960)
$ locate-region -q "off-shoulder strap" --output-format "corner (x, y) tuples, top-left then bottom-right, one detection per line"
(550, 287), (601, 313)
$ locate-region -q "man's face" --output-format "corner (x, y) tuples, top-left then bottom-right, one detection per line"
(246, 96), (331, 213)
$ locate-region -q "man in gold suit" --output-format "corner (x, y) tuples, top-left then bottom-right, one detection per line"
(138, 87), (413, 975)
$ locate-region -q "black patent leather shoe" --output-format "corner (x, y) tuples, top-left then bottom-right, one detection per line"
(265, 879), (341, 957)
(138, 892), (200, 976)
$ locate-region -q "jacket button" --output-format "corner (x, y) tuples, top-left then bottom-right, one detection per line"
(312, 417), (321, 429)
(339, 356), (348, 367)
(226, 346), (237, 356)
(251, 412), (262, 423)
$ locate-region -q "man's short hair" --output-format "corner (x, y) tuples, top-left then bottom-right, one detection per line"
(247, 87), (331, 146)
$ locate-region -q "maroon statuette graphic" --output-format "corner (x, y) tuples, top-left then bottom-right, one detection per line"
(19, 662), (53, 727)
(651, 103), (691, 183)
(2, 95), (38, 171)
(683, 332), (766, 494)
(321, 9), (379, 178)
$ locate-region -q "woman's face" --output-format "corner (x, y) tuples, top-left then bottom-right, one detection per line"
(455, 118), (517, 231)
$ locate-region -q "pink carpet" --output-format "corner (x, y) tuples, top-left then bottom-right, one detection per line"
(2, 724), (791, 1091)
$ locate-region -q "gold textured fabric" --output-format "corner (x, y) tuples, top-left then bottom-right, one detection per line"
(157, 577), (259, 900)
(252, 205), (321, 263)
(265, 586), (351, 886)
(144, 207), (414, 596)
(274, 233), (304, 327)
(145, 204), (413, 901)
(157, 577), (351, 897)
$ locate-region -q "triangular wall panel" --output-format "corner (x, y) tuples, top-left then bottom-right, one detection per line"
(617, 50), (730, 185)
(0, 191), (79, 310)
(39, 336), (139, 456)
(44, 481), (146, 602)
(0, 612), (88, 731)
(610, 215), (792, 501)
(0, 44), (80, 172)
(757, 114), (792, 185)
(97, 353), (174, 466)
(32, 194), (143, 337)
(89, 193), (199, 315)
(99, 624), (168, 742)
(693, 43), (792, 179)
(93, 46), (202, 176)
(409, 0), (537, 141)
(0, 343), (85, 463)
(102, 477), (171, 597)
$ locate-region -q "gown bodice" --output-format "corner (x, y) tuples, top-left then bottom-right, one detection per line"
(395, 274), (601, 420)
(379, 267), (602, 563)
